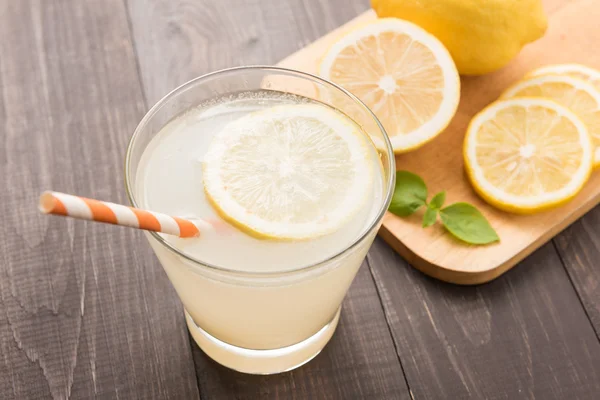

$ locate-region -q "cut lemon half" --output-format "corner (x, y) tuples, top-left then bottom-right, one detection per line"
(464, 98), (592, 214)
(319, 18), (460, 154)
(203, 103), (374, 240)
(528, 64), (600, 92)
(501, 74), (600, 166)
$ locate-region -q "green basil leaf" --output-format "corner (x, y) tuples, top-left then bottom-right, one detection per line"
(422, 207), (438, 228)
(388, 171), (428, 217)
(429, 191), (446, 210)
(439, 203), (500, 245)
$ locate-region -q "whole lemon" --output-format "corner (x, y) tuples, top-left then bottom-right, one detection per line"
(371, 0), (548, 75)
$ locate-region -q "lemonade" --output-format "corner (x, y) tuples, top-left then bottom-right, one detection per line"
(126, 67), (394, 374)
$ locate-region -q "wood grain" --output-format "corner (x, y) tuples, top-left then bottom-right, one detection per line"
(368, 237), (600, 399)
(278, 0), (600, 284)
(126, 0), (369, 105)
(0, 1), (199, 398)
(4, 1), (599, 399)
(555, 208), (600, 337)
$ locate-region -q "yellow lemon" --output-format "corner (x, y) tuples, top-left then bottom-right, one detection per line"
(319, 18), (460, 153)
(371, 0), (548, 75)
(464, 98), (592, 214)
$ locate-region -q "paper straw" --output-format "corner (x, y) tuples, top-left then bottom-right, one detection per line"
(39, 191), (211, 238)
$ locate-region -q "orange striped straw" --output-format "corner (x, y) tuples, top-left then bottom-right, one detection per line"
(39, 191), (211, 238)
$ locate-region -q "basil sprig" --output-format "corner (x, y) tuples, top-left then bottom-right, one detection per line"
(389, 171), (499, 245)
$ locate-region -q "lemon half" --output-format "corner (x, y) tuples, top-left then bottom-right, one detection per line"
(464, 98), (592, 214)
(203, 104), (374, 240)
(319, 18), (460, 154)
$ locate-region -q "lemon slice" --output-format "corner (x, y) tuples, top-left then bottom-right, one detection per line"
(528, 64), (600, 92)
(501, 74), (600, 166)
(203, 103), (374, 240)
(319, 18), (460, 154)
(464, 98), (592, 214)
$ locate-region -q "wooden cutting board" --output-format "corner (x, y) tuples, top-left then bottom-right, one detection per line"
(278, 1), (600, 284)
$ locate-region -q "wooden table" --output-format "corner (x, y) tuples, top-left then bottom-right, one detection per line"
(1, 0), (599, 398)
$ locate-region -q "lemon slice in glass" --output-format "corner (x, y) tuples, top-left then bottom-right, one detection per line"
(203, 103), (374, 240)
(464, 98), (593, 214)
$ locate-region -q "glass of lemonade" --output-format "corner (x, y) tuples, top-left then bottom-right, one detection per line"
(125, 66), (395, 374)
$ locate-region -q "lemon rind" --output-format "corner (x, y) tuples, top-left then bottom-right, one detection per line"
(527, 63), (600, 82)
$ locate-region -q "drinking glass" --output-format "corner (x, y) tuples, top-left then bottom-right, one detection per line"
(125, 66), (395, 374)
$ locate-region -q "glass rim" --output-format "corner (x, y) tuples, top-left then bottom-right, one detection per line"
(125, 65), (396, 278)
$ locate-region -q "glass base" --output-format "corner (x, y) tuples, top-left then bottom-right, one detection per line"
(185, 307), (341, 375)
